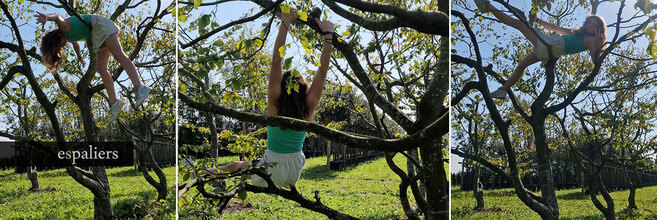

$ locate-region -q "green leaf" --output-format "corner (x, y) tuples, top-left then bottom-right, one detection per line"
(298, 11), (308, 22)
(291, 69), (301, 77)
(238, 190), (247, 201)
(199, 14), (211, 32)
(179, 15), (188, 23)
(283, 57), (293, 69)
(194, 0), (202, 8)
(254, 38), (263, 47)
(280, 4), (290, 14)
(278, 44), (287, 57)
(183, 172), (190, 181)
(342, 31), (351, 37)
(180, 83), (188, 93)
(213, 39), (223, 47)
(238, 40), (246, 53)
(233, 79), (243, 90)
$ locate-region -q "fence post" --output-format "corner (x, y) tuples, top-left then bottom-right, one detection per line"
(342, 144), (346, 169)
(326, 140), (331, 171)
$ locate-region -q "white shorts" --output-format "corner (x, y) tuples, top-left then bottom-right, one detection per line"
(536, 31), (565, 61)
(251, 149), (306, 188)
(90, 15), (119, 52)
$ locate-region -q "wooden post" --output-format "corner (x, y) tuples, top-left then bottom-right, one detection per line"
(326, 140), (331, 171)
(342, 144), (346, 169)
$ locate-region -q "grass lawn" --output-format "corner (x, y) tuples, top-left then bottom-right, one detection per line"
(0, 166), (176, 219)
(179, 154), (416, 219)
(451, 185), (657, 219)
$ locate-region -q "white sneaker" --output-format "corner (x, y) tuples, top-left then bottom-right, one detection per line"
(474, 0), (489, 12)
(134, 85), (151, 107)
(490, 89), (507, 99)
(109, 99), (124, 121)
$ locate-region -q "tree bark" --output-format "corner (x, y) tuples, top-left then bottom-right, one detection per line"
(530, 118), (559, 220)
(27, 165), (40, 191)
(473, 164), (485, 210)
(628, 167), (638, 210)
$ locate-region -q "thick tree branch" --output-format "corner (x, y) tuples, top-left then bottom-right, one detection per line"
(179, 92), (447, 152)
(322, 0), (448, 36)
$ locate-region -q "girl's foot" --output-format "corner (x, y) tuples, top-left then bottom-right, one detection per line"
(109, 99), (125, 121)
(474, 0), (490, 12)
(135, 85), (152, 107)
(491, 89), (507, 99)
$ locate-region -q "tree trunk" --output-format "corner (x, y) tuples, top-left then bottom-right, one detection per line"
(144, 148), (168, 200)
(531, 118), (559, 220)
(79, 92), (113, 219)
(586, 142), (615, 220)
(206, 112), (218, 158)
(204, 74), (219, 158)
(93, 191), (113, 220)
(473, 164), (485, 210)
(406, 149), (426, 197)
(27, 165), (40, 191)
(628, 167), (638, 210)
(420, 136), (449, 219)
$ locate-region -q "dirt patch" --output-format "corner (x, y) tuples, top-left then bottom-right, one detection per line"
(217, 202), (256, 214)
(28, 187), (56, 193)
(474, 207), (502, 213)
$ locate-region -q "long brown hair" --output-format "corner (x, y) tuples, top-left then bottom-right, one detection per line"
(276, 70), (310, 120)
(40, 29), (66, 73)
(574, 15), (606, 40)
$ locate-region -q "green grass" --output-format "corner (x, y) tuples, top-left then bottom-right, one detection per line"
(179, 155), (416, 219)
(0, 166), (176, 219)
(451, 185), (657, 219)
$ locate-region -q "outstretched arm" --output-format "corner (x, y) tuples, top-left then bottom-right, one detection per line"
(585, 30), (605, 63)
(267, 7), (298, 116)
(532, 14), (573, 35)
(34, 12), (70, 32)
(70, 40), (85, 66)
(306, 18), (335, 112)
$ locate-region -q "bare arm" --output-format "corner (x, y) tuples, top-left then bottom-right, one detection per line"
(267, 7), (298, 116)
(306, 18), (335, 112)
(35, 12), (70, 32)
(533, 15), (573, 35)
(585, 32), (605, 63)
(70, 40), (85, 66)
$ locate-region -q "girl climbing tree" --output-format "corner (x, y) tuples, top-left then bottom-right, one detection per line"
(474, 0), (607, 99)
(201, 6), (335, 189)
(35, 12), (151, 120)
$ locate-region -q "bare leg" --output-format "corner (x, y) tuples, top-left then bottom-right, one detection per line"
(218, 161), (250, 173)
(104, 33), (142, 87)
(200, 161), (250, 177)
(500, 49), (540, 91)
(96, 48), (117, 104)
(485, 3), (538, 45)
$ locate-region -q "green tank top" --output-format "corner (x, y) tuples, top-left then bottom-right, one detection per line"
(562, 34), (587, 54)
(266, 126), (307, 153)
(65, 15), (92, 41)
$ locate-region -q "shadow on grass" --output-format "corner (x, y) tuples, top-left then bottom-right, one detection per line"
(557, 190), (589, 200)
(300, 163), (338, 180)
